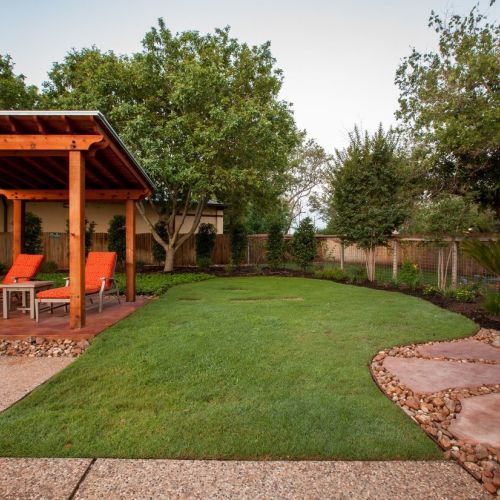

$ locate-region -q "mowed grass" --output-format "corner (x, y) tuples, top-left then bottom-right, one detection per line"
(0, 277), (476, 459)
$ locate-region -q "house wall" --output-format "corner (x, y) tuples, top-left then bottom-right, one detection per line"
(0, 200), (224, 234)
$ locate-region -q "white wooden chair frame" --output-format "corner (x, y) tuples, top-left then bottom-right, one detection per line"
(35, 276), (120, 322)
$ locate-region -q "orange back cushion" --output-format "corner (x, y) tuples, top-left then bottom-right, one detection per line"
(2, 254), (44, 285)
(85, 252), (117, 290)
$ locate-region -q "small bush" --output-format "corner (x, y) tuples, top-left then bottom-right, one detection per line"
(398, 262), (421, 290)
(40, 260), (58, 273)
(267, 222), (285, 269)
(230, 223), (248, 266)
(108, 215), (126, 265)
(482, 289), (500, 315)
(346, 266), (367, 283)
(314, 267), (347, 281)
(0, 262), (6, 276)
(443, 285), (478, 303)
(136, 260), (146, 272)
(291, 217), (317, 271)
(24, 212), (43, 254)
(423, 284), (441, 296)
(197, 256), (211, 269)
(117, 272), (213, 295)
(196, 223), (216, 268)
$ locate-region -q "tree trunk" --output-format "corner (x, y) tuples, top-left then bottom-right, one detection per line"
(163, 247), (175, 272)
(365, 247), (376, 282)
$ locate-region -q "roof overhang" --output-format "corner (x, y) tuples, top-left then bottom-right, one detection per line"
(0, 111), (155, 200)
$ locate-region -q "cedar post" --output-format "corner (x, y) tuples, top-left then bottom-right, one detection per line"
(68, 151), (85, 329)
(12, 199), (24, 261)
(451, 240), (458, 288)
(392, 239), (398, 280)
(125, 199), (136, 302)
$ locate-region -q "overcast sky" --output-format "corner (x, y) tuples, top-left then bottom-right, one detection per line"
(1, 0), (497, 153)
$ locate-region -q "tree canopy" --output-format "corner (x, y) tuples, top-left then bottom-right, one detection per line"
(0, 54), (38, 109)
(395, 3), (500, 213)
(324, 125), (410, 281)
(40, 20), (299, 270)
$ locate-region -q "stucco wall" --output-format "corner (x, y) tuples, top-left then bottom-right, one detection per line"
(0, 200), (224, 234)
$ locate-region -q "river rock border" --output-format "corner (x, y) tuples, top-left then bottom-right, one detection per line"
(371, 328), (500, 495)
(0, 337), (90, 357)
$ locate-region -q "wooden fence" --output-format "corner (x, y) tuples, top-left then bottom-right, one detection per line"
(0, 232), (497, 285)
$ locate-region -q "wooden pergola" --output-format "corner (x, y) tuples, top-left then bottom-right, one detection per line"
(0, 111), (155, 329)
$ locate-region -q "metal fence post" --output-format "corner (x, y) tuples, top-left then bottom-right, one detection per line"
(392, 240), (398, 280)
(451, 240), (458, 288)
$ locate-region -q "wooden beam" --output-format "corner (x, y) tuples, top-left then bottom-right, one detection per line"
(94, 123), (151, 194)
(68, 151), (85, 329)
(125, 199), (136, 302)
(12, 199), (23, 260)
(0, 189), (147, 201)
(0, 135), (104, 151)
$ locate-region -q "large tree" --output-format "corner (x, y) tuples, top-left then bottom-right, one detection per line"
(395, 3), (500, 214)
(42, 21), (299, 271)
(325, 125), (410, 281)
(0, 54), (38, 109)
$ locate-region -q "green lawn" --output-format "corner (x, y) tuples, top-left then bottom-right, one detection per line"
(0, 277), (476, 459)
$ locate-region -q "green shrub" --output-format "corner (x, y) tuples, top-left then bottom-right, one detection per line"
(423, 284), (441, 296)
(230, 223), (248, 266)
(136, 260), (146, 272)
(152, 220), (168, 264)
(314, 267), (347, 281)
(65, 218), (96, 256)
(108, 215), (126, 265)
(443, 285), (478, 303)
(40, 260), (58, 273)
(482, 289), (500, 315)
(24, 212), (43, 254)
(398, 262), (422, 290)
(116, 272), (213, 295)
(0, 262), (6, 276)
(196, 223), (216, 268)
(291, 217), (317, 270)
(346, 266), (367, 283)
(267, 222), (285, 269)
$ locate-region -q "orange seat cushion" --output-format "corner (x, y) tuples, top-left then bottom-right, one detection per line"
(36, 252), (117, 300)
(85, 252), (117, 290)
(3, 254), (44, 285)
(37, 286), (101, 299)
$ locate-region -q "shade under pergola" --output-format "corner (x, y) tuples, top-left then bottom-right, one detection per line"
(0, 111), (155, 329)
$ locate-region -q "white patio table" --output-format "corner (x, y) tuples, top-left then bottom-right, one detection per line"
(1, 281), (54, 320)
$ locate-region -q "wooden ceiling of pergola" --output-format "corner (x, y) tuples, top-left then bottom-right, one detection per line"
(0, 111), (154, 198)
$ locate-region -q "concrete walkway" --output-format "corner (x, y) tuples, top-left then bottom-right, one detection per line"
(0, 356), (73, 412)
(0, 458), (488, 499)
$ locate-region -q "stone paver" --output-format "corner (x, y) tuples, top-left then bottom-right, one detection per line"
(382, 356), (500, 394)
(74, 459), (487, 499)
(418, 339), (500, 362)
(0, 356), (73, 411)
(449, 393), (500, 448)
(0, 458), (91, 500)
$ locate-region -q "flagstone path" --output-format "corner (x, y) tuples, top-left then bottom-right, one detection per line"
(373, 329), (500, 495)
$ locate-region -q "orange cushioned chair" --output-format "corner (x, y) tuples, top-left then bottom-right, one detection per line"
(35, 251), (120, 321)
(1, 254), (45, 309)
(2, 254), (45, 285)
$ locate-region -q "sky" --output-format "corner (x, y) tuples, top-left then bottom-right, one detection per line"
(1, 0), (497, 154)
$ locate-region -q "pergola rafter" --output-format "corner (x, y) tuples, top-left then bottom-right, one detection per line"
(0, 111), (155, 329)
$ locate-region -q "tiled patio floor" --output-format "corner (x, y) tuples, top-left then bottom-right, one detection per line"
(0, 297), (150, 340)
